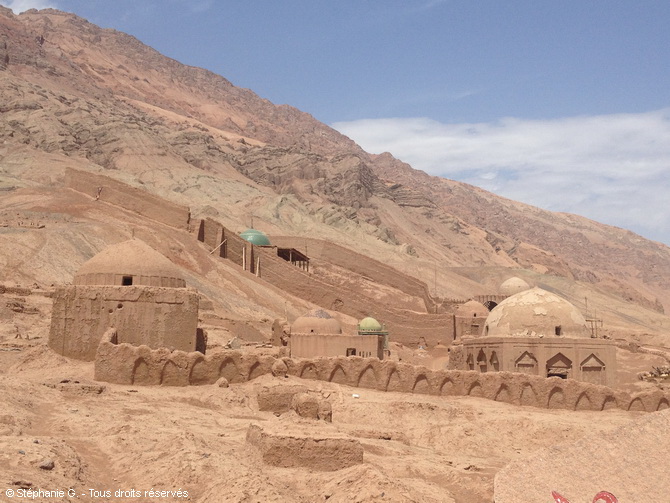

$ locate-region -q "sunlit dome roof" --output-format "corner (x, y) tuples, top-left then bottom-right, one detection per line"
(292, 309), (342, 335)
(455, 300), (488, 318)
(240, 228), (271, 246)
(74, 239), (185, 288)
(484, 287), (589, 338)
(358, 317), (383, 331)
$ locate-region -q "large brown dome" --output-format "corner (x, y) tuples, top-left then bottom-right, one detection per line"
(484, 287), (589, 338)
(292, 309), (342, 335)
(455, 300), (488, 318)
(74, 239), (186, 288)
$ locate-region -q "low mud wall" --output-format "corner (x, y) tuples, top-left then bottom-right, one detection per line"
(65, 168), (190, 229)
(94, 332), (670, 414)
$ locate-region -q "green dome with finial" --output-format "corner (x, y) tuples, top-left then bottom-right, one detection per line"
(359, 317), (383, 331)
(358, 317), (388, 336)
(240, 228), (271, 246)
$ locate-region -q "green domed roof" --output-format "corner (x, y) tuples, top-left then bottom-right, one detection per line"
(240, 228), (271, 246)
(358, 316), (386, 334)
(358, 316), (388, 335)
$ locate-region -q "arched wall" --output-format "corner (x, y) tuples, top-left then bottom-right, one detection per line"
(94, 329), (670, 414)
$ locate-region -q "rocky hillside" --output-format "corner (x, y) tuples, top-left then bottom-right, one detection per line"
(1, 7), (670, 336)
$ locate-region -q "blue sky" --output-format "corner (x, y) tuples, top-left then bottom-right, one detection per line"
(4, 0), (670, 245)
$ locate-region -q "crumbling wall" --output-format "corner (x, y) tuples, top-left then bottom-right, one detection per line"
(94, 334), (670, 413)
(246, 424), (363, 471)
(196, 218), (252, 270)
(65, 168), (190, 229)
(50, 285), (199, 361)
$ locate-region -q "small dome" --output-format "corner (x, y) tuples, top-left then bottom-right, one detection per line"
(499, 276), (531, 296)
(74, 239), (186, 288)
(240, 228), (271, 246)
(358, 317), (383, 332)
(292, 309), (342, 335)
(455, 300), (488, 318)
(484, 287), (589, 338)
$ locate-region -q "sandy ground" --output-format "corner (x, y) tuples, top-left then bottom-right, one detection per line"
(0, 291), (666, 503)
(0, 328), (649, 503)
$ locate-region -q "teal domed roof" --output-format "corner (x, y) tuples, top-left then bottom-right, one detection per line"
(240, 228), (271, 246)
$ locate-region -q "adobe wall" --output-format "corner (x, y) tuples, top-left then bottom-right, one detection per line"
(196, 218), (253, 270)
(50, 285), (199, 361)
(65, 168), (191, 230)
(454, 315), (487, 340)
(458, 337), (617, 387)
(291, 333), (383, 359)
(94, 333), (670, 414)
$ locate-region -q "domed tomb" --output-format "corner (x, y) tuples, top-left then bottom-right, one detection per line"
(499, 276), (531, 296)
(358, 317), (383, 333)
(484, 287), (589, 338)
(50, 239), (199, 361)
(75, 239), (186, 288)
(453, 300), (489, 339)
(292, 309), (342, 335)
(240, 228), (271, 246)
(455, 300), (489, 318)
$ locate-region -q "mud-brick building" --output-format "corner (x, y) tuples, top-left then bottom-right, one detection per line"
(49, 239), (200, 361)
(453, 288), (616, 386)
(290, 309), (385, 360)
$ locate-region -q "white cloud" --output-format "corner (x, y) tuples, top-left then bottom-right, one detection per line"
(2, 0), (57, 13)
(332, 109), (670, 245)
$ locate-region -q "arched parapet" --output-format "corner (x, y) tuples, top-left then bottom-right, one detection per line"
(132, 356), (151, 385)
(627, 396), (647, 412)
(355, 358), (383, 389)
(638, 390), (664, 412)
(462, 371), (485, 398)
(296, 360), (320, 380)
(92, 338), (670, 415)
(519, 381), (539, 407)
(545, 379), (567, 410)
(161, 350), (191, 386)
(381, 361), (414, 393)
(600, 394), (618, 410)
(561, 378), (595, 411)
(477, 372), (517, 402)
(214, 351), (246, 384)
(490, 372), (524, 404)
(574, 390), (593, 411)
(189, 354), (211, 385)
(381, 361), (402, 392)
(245, 354), (276, 381)
(436, 370), (465, 396)
(323, 358), (351, 386)
(411, 368), (438, 395)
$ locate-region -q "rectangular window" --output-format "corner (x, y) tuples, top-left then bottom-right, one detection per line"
(122, 276), (133, 286)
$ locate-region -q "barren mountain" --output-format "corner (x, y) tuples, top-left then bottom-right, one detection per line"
(2, 8), (670, 503)
(1, 6), (670, 339)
